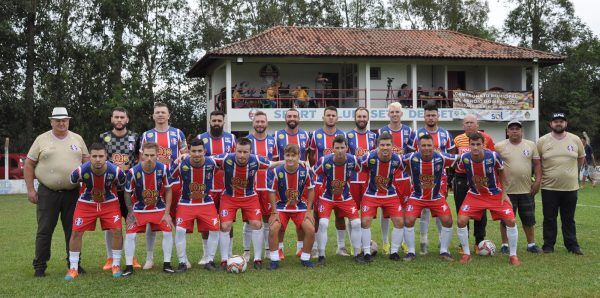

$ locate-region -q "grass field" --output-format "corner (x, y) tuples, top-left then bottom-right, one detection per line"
(1, 188), (599, 297)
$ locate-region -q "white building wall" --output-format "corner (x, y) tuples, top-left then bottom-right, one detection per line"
(488, 66), (523, 90)
(369, 64), (407, 108)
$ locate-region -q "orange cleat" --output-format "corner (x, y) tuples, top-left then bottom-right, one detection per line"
(473, 244), (480, 255)
(103, 258), (113, 271)
(132, 256), (141, 268)
(112, 265), (122, 277)
(460, 254), (472, 264)
(509, 256), (521, 266)
(64, 269), (79, 281)
(278, 248), (285, 261)
(296, 249), (302, 257)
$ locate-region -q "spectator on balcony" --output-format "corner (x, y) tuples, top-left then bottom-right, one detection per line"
(264, 83), (277, 108)
(417, 85), (429, 98)
(292, 85), (310, 108)
(397, 83), (412, 108)
(434, 86), (446, 99)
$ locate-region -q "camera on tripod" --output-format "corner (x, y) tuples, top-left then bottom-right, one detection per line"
(387, 77), (394, 85)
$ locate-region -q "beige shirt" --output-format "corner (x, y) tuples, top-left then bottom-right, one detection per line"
(537, 132), (585, 191)
(27, 131), (89, 190)
(496, 139), (539, 194)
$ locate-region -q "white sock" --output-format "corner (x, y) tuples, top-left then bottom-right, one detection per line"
(349, 219), (361, 256)
(229, 236), (233, 256)
(297, 241), (303, 251)
(457, 227), (471, 255)
(440, 227), (453, 254)
(145, 227), (156, 261)
(105, 230), (113, 259)
(69, 251), (80, 270)
(207, 231), (219, 262)
(252, 228), (264, 261)
(391, 227), (404, 253)
(175, 227), (187, 263)
(380, 217), (390, 244)
(112, 250), (122, 267)
(270, 250), (280, 262)
(312, 240), (318, 250)
(336, 229), (346, 249)
(220, 231), (230, 261)
(125, 233), (136, 265)
(300, 252), (310, 261)
(420, 209), (431, 244)
(361, 228), (372, 255)
(202, 238), (208, 259)
(242, 222), (252, 251)
(162, 231), (173, 263)
(317, 218), (329, 257)
(405, 227), (416, 254)
(435, 217), (443, 239)
(278, 242), (284, 250)
(263, 223), (270, 251)
(507, 225), (519, 257)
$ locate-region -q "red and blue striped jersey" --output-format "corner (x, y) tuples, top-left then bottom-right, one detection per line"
(313, 154), (361, 201)
(267, 165), (315, 212)
(125, 162), (175, 212)
(456, 150), (504, 196)
(309, 128), (346, 184)
(246, 133), (277, 190)
(169, 156), (217, 205)
(409, 127), (455, 153)
(378, 124), (413, 180)
(361, 151), (404, 198)
(403, 152), (457, 201)
(214, 153), (270, 198)
(347, 129), (377, 183)
(70, 161), (126, 203)
(274, 129), (310, 161)
(197, 132), (236, 192)
(140, 127), (186, 166)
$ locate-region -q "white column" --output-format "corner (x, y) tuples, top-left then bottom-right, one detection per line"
(206, 75), (212, 132)
(484, 65), (489, 90)
(444, 65), (448, 91)
(225, 60), (232, 132)
(411, 64), (417, 129)
(533, 64), (540, 140)
(521, 67), (527, 91)
(365, 63), (371, 131)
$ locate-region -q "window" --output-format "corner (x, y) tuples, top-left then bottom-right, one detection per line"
(370, 67), (381, 80)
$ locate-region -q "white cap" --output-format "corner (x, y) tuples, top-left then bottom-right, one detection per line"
(49, 107), (72, 119)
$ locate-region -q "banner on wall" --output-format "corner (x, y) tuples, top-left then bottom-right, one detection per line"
(229, 108), (457, 122)
(453, 90), (534, 110)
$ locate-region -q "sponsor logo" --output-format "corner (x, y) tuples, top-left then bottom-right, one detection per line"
(473, 176), (489, 188)
(91, 188), (105, 202)
(355, 147), (366, 157)
(142, 189), (159, 206)
(462, 204), (470, 211)
(171, 138), (178, 145)
(113, 215), (120, 222)
(567, 145), (574, 152)
(189, 182), (206, 200)
(285, 189), (300, 206)
(112, 153), (129, 165)
(176, 217), (183, 225)
(420, 175), (435, 189)
(70, 144), (79, 151)
(170, 131), (177, 136)
(213, 218), (219, 226)
(232, 176), (248, 190)
(523, 149), (530, 157)
(362, 206), (369, 212)
(375, 176), (390, 191)
(331, 179), (345, 196)
(75, 217), (83, 226)
(392, 146), (404, 154)
(504, 208), (512, 215)
(221, 210), (229, 217)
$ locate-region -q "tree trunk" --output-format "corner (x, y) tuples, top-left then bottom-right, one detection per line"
(24, 0), (37, 141)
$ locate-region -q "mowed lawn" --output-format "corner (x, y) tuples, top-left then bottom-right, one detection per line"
(1, 188), (599, 297)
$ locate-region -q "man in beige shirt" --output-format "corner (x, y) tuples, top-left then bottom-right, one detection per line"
(496, 120), (542, 254)
(24, 107), (89, 277)
(537, 112), (585, 255)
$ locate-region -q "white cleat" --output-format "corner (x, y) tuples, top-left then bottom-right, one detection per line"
(143, 259), (154, 270)
(243, 251), (251, 262)
(198, 256), (208, 265)
(336, 247), (350, 257)
(311, 248), (319, 259)
(186, 260), (192, 269)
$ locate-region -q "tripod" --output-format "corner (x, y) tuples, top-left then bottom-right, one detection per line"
(385, 77), (395, 105)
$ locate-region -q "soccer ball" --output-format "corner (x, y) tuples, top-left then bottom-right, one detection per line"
(370, 240), (379, 256)
(226, 255), (247, 273)
(477, 240), (496, 256)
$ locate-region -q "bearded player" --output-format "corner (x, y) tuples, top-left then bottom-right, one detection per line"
(122, 142), (176, 276)
(347, 107), (377, 214)
(455, 133), (520, 266)
(64, 143), (127, 281)
(267, 144), (317, 269)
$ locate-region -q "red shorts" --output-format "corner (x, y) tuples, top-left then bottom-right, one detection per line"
(211, 191), (222, 210)
(317, 198), (359, 220)
(126, 210), (172, 233)
(458, 193), (515, 221)
(279, 211), (307, 231)
(257, 190), (272, 216)
(219, 194), (262, 223)
(72, 200), (122, 232)
(349, 183), (368, 209)
(440, 175), (448, 198)
(169, 184), (182, 219)
(393, 179), (412, 208)
(176, 204), (220, 232)
(361, 195), (403, 218)
(313, 183), (324, 209)
(405, 198), (452, 218)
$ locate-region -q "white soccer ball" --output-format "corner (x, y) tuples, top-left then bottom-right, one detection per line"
(226, 255), (247, 273)
(370, 240), (378, 256)
(477, 240), (496, 256)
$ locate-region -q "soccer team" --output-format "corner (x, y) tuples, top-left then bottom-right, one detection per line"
(60, 102), (541, 280)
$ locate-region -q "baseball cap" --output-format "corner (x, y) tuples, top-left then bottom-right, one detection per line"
(507, 119), (522, 128)
(551, 112), (567, 121)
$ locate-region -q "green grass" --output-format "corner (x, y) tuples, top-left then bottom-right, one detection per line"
(1, 188), (599, 297)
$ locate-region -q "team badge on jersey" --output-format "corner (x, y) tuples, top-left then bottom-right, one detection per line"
(104, 135), (111, 142)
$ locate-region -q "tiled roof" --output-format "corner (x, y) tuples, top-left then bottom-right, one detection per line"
(188, 26), (564, 77)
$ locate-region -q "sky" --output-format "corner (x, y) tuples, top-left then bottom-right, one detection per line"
(487, 0), (600, 38)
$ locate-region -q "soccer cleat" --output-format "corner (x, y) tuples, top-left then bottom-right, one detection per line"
(64, 269), (78, 281)
(420, 243), (429, 255)
(300, 260), (316, 268)
(509, 256), (521, 266)
(568, 248), (584, 255)
(253, 260), (263, 270)
(439, 252), (454, 262)
(268, 260), (280, 270)
(389, 252), (400, 261)
(473, 244), (480, 255)
(382, 242), (391, 255)
(176, 262), (187, 273)
(336, 247), (350, 257)
(143, 259), (154, 270)
(78, 265), (86, 275)
(460, 254), (472, 264)
(526, 245), (543, 254)
(112, 265), (122, 278)
(243, 250), (251, 262)
(403, 253), (416, 262)
(132, 256), (141, 268)
(354, 255), (365, 264)
(317, 256), (326, 266)
(185, 260), (192, 269)
(401, 242), (409, 254)
(198, 255), (209, 265)
(103, 258), (113, 270)
(311, 248), (319, 259)
(296, 249), (302, 257)
(363, 253), (373, 263)
(278, 248), (285, 261)
(163, 262), (175, 274)
(500, 245), (509, 255)
(122, 265), (134, 277)
(204, 261), (218, 272)
(34, 269), (46, 278)
(220, 260), (227, 270)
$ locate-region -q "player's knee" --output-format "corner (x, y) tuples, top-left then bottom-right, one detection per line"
(71, 231), (84, 239)
(318, 218), (329, 230)
(110, 228), (122, 237)
(220, 221), (233, 232)
(249, 220), (262, 230)
(269, 222), (281, 234)
(440, 216), (453, 227)
(361, 217), (372, 228)
(404, 217), (416, 227)
(302, 222), (315, 235)
(504, 219), (516, 228)
(457, 216), (468, 227)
